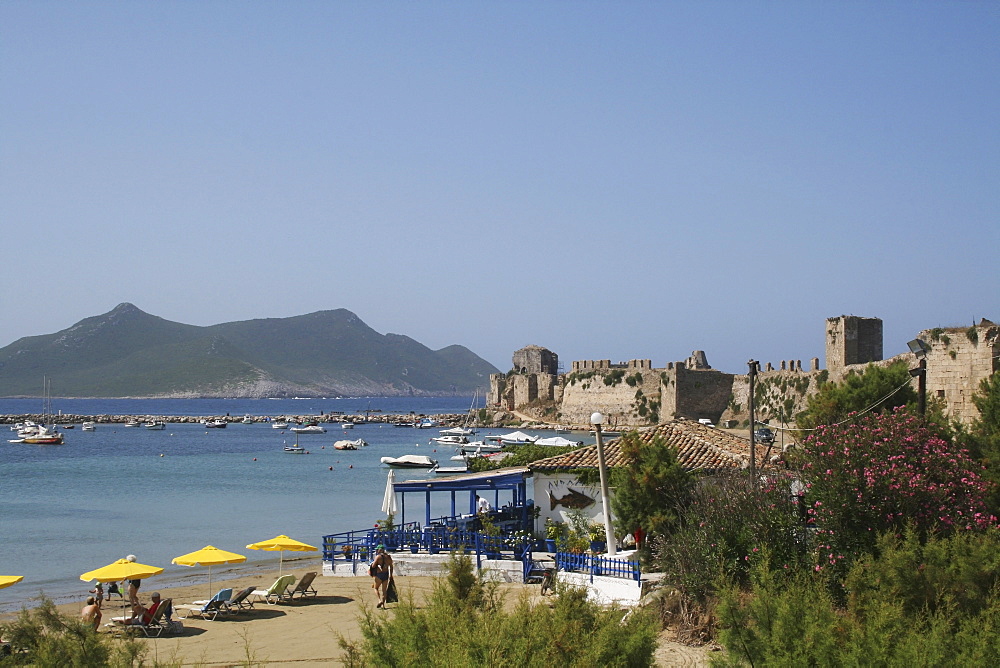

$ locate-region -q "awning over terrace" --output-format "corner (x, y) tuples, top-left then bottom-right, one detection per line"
(391, 466), (532, 528)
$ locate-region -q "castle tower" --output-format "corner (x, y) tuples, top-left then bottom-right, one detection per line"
(512, 345), (558, 375)
(826, 316), (882, 374)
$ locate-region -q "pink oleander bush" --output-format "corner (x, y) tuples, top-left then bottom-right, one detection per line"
(799, 407), (997, 574)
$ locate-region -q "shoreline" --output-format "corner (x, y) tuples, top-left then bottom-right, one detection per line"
(6, 563), (712, 667)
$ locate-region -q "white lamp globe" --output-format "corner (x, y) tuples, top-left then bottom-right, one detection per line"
(590, 412), (605, 426)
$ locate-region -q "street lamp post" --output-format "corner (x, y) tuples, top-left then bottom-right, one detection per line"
(590, 412), (617, 556)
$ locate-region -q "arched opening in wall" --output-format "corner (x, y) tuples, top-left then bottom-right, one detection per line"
(521, 367), (527, 373)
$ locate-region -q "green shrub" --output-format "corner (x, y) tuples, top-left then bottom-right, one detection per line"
(654, 471), (807, 602)
(339, 551), (657, 666)
(714, 531), (1000, 666)
(0, 597), (153, 667)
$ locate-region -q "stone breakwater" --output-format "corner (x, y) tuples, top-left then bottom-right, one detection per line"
(0, 413), (472, 427)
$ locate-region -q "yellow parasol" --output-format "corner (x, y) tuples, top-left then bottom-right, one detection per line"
(246, 535), (317, 576)
(0, 575), (24, 589)
(80, 558), (163, 620)
(172, 545), (246, 599)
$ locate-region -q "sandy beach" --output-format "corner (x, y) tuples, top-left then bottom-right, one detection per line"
(4, 557), (712, 667)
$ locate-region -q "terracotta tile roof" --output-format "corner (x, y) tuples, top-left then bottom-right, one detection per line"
(529, 420), (777, 473)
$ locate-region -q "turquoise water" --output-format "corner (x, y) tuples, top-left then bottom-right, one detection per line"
(0, 397), (494, 612)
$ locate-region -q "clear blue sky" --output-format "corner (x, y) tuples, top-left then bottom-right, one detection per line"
(2, 2), (997, 375)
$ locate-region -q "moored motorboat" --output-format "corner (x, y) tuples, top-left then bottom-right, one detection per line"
(290, 423), (326, 434)
(272, 419), (289, 429)
(340, 421), (354, 430)
(438, 426), (475, 437)
(124, 420), (141, 427)
(333, 438), (367, 450)
(380, 454), (438, 468)
(430, 434), (469, 446)
(493, 430), (538, 445)
(242, 414), (253, 424)
(205, 419), (227, 428)
(81, 422), (96, 431)
(144, 421), (166, 430)
(414, 418), (436, 429)
(433, 464), (469, 474)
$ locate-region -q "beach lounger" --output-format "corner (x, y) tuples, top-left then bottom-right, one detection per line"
(251, 574), (296, 604)
(224, 585), (258, 612)
(109, 598), (174, 637)
(288, 571), (318, 599)
(175, 588), (233, 621)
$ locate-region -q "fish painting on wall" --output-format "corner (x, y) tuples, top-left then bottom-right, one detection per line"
(547, 485), (596, 511)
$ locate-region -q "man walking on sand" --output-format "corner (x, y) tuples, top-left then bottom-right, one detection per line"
(371, 545), (394, 609)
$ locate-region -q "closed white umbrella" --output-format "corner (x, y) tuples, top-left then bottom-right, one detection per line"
(381, 469), (397, 517)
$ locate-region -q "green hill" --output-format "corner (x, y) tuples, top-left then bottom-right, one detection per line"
(0, 303), (499, 397)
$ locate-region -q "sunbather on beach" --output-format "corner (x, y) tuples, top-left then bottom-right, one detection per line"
(119, 592), (161, 626)
(81, 596), (102, 630)
(371, 546), (393, 609)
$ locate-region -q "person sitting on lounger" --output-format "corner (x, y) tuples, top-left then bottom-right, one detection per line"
(121, 592), (161, 626)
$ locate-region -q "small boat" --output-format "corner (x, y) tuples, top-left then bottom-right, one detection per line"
(493, 431), (538, 445)
(431, 434), (469, 446)
(414, 418), (436, 429)
(439, 426), (475, 437)
(340, 421), (354, 429)
(81, 422), (96, 431)
(465, 440), (502, 451)
(61, 424), (75, 430)
(433, 464), (469, 474)
(380, 454), (438, 469)
(333, 438), (367, 450)
(144, 421), (166, 430)
(284, 444), (307, 454)
(242, 414), (253, 424)
(22, 426), (64, 445)
(272, 419), (289, 429)
(555, 426), (571, 434)
(124, 420), (141, 427)
(290, 422), (326, 434)
(205, 419), (227, 428)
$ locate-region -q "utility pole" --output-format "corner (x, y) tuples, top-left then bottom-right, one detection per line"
(748, 359), (759, 478)
(917, 358), (927, 418)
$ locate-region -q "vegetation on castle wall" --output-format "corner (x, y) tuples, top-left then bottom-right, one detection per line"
(603, 369), (626, 386)
(967, 326), (980, 344)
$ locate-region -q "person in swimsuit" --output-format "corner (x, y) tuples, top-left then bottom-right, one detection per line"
(371, 545), (394, 609)
(81, 596), (102, 630)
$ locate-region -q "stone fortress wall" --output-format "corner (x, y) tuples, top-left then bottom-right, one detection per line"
(489, 315), (1000, 428)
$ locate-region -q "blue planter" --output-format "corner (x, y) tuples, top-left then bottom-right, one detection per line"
(590, 541), (606, 553)
(545, 539), (557, 552)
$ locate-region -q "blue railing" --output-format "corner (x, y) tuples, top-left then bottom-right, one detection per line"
(323, 524), (641, 583)
(322, 526), (534, 573)
(555, 551), (642, 582)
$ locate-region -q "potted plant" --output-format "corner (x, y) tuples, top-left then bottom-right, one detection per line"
(544, 519), (563, 552)
(479, 514), (502, 558)
(588, 522), (607, 554)
(408, 529), (421, 554)
(340, 544), (353, 561)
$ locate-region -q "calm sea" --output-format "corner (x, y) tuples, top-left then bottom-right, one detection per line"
(0, 396), (499, 613)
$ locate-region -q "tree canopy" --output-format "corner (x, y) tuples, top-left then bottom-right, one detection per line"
(609, 432), (695, 540)
(795, 360), (917, 431)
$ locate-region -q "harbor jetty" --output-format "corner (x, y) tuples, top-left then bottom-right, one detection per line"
(0, 412), (473, 427)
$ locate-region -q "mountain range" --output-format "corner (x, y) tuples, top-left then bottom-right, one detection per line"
(0, 303), (499, 398)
